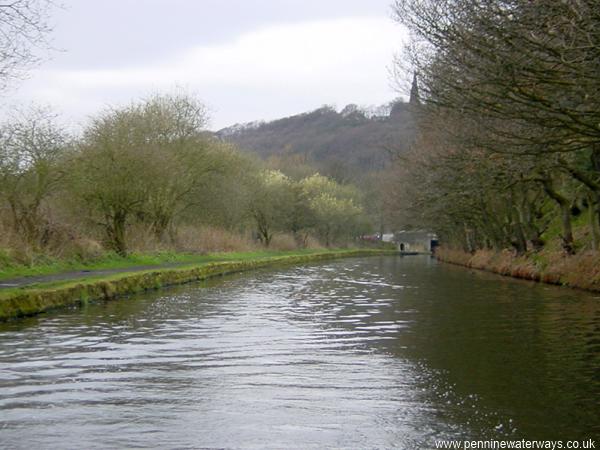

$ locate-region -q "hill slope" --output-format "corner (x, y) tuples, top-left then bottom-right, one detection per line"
(217, 101), (416, 180)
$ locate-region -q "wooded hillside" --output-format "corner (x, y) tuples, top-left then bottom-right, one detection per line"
(217, 101), (416, 181)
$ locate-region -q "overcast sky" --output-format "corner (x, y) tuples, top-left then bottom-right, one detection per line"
(4, 0), (407, 130)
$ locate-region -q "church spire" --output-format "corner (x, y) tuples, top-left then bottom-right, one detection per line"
(409, 72), (420, 105)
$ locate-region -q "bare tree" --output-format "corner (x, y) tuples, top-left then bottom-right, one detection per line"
(0, 106), (67, 247)
(0, 0), (56, 88)
(390, 0), (600, 254)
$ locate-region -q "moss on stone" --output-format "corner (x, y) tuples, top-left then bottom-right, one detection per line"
(0, 249), (395, 322)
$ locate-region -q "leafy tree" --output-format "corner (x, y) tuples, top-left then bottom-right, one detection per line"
(248, 170), (294, 247)
(300, 174), (368, 246)
(185, 150), (257, 231)
(71, 94), (219, 255)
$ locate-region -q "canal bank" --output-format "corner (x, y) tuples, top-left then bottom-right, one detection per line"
(436, 247), (600, 292)
(0, 249), (395, 321)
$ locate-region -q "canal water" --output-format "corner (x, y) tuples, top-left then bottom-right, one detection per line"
(0, 256), (598, 448)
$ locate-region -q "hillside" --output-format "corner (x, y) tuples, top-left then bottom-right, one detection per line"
(217, 101), (416, 180)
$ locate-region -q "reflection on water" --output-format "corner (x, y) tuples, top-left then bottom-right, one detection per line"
(0, 256), (598, 448)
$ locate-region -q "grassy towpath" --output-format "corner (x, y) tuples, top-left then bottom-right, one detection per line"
(0, 250), (321, 289)
(0, 248), (396, 321)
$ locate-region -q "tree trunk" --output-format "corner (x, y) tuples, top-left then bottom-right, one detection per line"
(591, 146), (600, 174)
(324, 225), (331, 247)
(558, 155), (600, 252)
(464, 223), (475, 253)
(588, 192), (600, 251)
(541, 177), (574, 255)
(509, 190), (527, 255)
(512, 222), (528, 255)
(107, 211), (128, 256)
(560, 204), (574, 254)
(293, 231), (309, 248)
(255, 213), (272, 247)
(520, 190), (545, 251)
(152, 215), (171, 241)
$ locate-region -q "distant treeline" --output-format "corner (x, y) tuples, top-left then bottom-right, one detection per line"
(0, 94), (372, 263)
(388, 0), (600, 255)
(217, 102), (417, 183)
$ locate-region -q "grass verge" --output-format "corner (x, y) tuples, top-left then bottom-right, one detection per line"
(436, 247), (600, 292)
(0, 249), (396, 322)
(0, 249), (334, 281)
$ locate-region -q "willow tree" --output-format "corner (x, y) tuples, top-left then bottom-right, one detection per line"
(300, 174), (368, 246)
(248, 170), (294, 247)
(71, 93), (221, 255)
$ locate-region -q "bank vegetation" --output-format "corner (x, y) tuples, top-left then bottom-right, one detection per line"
(0, 249), (394, 321)
(0, 94), (375, 272)
(386, 0), (600, 285)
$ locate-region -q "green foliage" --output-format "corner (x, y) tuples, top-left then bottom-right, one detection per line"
(70, 93), (228, 255)
(300, 174), (366, 246)
(248, 170), (295, 246)
(0, 91), (374, 264)
(299, 174), (370, 246)
(245, 171), (370, 248)
(0, 249), (13, 269)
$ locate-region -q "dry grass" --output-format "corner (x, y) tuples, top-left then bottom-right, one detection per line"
(174, 225), (257, 253)
(126, 224), (171, 253)
(1, 211), (321, 269)
(269, 234), (298, 251)
(304, 235), (324, 250)
(437, 246), (600, 291)
(173, 228), (322, 253)
(0, 212), (108, 266)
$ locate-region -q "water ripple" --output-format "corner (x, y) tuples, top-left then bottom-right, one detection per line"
(0, 255), (598, 448)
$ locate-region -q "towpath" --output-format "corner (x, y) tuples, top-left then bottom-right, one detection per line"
(0, 262), (192, 290)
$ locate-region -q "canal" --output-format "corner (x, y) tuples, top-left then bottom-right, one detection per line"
(0, 256), (598, 448)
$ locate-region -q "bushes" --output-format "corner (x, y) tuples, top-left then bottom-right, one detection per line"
(0, 93), (373, 267)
